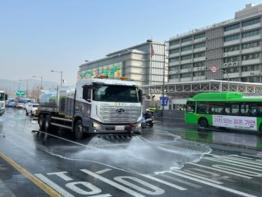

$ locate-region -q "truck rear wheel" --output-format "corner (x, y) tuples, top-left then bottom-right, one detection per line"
(45, 115), (53, 132)
(38, 114), (45, 131)
(74, 120), (84, 140)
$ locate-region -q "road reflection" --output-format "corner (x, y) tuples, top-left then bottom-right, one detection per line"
(183, 128), (262, 150)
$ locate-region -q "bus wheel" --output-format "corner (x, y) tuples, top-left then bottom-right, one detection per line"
(198, 118), (208, 130)
(74, 120), (84, 140)
(38, 114), (45, 131)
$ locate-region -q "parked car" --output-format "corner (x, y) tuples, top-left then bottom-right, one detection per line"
(25, 103), (39, 116)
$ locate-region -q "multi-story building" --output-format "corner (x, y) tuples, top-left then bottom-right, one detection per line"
(79, 40), (168, 86)
(168, 3), (262, 83)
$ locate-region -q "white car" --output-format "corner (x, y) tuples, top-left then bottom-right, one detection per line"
(25, 103), (39, 116)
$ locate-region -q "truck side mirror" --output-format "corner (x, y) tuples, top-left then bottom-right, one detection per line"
(138, 89), (142, 102)
(82, 85), (91, 102)
(5, 94), (8, 101)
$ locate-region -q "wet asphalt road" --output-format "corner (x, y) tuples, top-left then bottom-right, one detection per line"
(0, 108), (261, 197)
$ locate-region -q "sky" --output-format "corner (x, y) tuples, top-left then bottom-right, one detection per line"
(0, 0), (261, 85)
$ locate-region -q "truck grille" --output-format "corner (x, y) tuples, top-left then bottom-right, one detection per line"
(99, 105), (141, 123)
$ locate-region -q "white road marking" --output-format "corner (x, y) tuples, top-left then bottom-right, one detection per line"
(228, 154), (262, 162)
(171, 170), (223, 185)
(189, 163), (252, 179)
(212, 155), (262, 166)
(96, 169), (112, 175)
(204, 157), (262, 171)
(35, 173), (74, 197)
(47, 171), (73, 181)
(241, 153), (262, 159)
(81, 169), (145, 197)
(212, 165), (261, 177)
(89, 194), (112, 197)
(188, 168), (222, 178)
(160, 174), (201, 189)
(114, 176), (165, 195)
(140, 174), (187, 191)
(65, 181), (102, 195)
(168, 171), (257, 197)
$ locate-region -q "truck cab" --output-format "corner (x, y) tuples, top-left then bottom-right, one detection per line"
(76, 79), (142, 134)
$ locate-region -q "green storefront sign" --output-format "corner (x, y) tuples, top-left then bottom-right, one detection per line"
(79, 62), (123, 79)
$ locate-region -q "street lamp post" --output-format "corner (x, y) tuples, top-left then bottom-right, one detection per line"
(161, 41), (168, 117)
(32, 75), (43, 100)
(51, 70), (63, 87)
(221, 68), (230, 91)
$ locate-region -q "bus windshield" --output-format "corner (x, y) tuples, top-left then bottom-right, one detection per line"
(93, 84), (139, 103)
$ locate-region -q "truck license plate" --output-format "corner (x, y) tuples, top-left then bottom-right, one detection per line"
(115, 126), (125, 130)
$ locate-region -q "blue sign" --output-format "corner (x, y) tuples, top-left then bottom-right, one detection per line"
(160, 96), (169, 106)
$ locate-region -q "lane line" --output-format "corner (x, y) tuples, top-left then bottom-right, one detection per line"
(189, 163), (252, 179)
(172, 170), (223, 184)
(168, 171), (257, 197)
(204, 157), (262, 171)
(140, 174), (187, 191)
(228, 155), (262, 162)
(160, 174), (201, 189)
(210, 154), (262, 166)
(0, 151), (63, 197)
(212, 165), (261, 177)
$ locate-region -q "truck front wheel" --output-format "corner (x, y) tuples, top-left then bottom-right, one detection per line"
(74, 120), (84, 140)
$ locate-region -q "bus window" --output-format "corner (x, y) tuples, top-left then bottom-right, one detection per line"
(240, 103), (249, 116)
(257, 103), (262, 116)
(186, 101), (195, 112)
(249, 102), (261, 117)
(197, 102), (209, 114)
(231, 103), (240, 115)
(209, 103), (224, 114)
(224, 104), (231, 115)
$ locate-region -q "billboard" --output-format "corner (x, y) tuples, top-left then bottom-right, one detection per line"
(79, 62), (123, 79)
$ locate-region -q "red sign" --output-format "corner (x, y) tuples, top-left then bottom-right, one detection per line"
(210, 65), (218, 73)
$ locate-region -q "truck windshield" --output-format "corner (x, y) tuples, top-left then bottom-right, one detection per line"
(0, 93), (4, 101)
(93, 85), (139, 103)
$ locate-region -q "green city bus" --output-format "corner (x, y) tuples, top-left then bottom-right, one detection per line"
(185, 92), (262, 133)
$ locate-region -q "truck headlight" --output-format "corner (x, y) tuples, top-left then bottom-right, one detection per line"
(93, 122), (102, 129)
(135, 122), (141, 129)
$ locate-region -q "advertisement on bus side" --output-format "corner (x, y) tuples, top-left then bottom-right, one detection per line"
(212, 115), (257, 131)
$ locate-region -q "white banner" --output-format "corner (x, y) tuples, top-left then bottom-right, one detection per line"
(212, 115), (257, 131)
